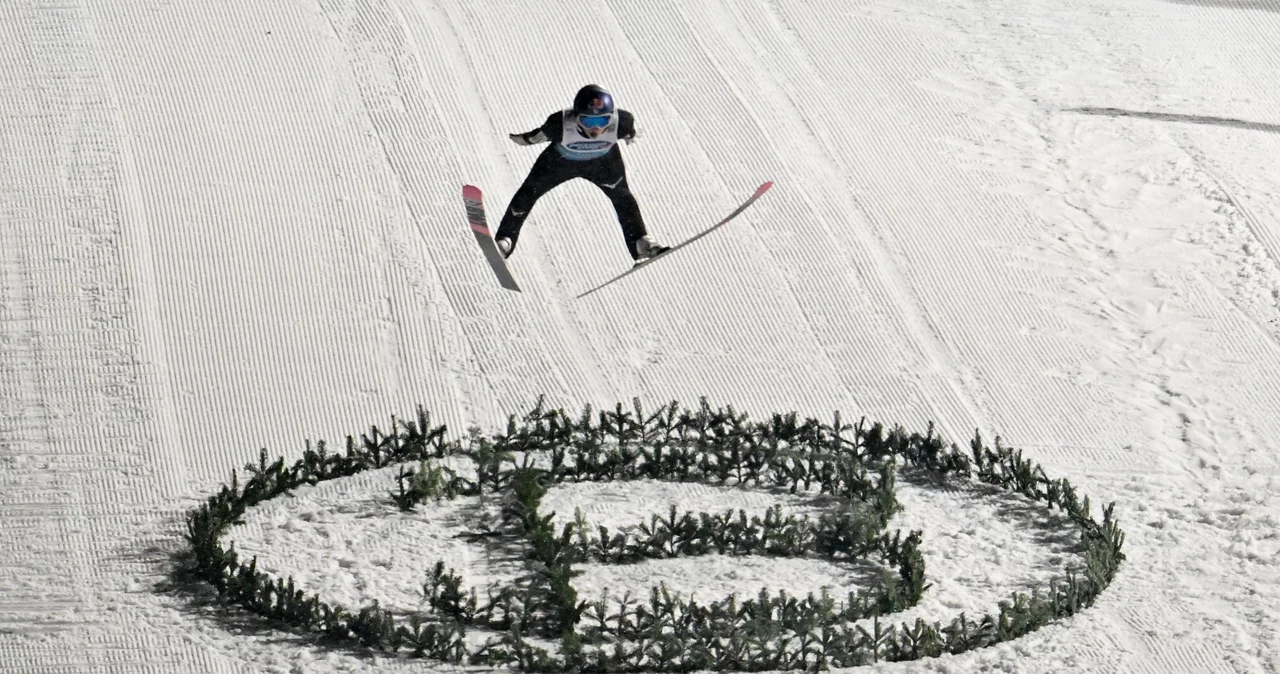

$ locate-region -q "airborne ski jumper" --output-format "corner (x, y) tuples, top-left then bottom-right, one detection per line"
(464, 84), (774, 295)
(495, 84), (670, 264)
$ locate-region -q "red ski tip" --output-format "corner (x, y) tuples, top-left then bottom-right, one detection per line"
(463, 184), (482, 200)
(754, 181), (774, 197)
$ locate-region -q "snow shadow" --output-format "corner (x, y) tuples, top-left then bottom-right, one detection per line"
(1067, 106), (1280, 134)
(145, 517), (336, 655)
(1161, 0), (1280, 12)
(897, 466), (1082, 555)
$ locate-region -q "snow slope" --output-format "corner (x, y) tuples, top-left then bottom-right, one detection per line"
(2, 0), (1279, 671)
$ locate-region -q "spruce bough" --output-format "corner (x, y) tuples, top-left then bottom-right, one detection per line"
(184, 398), (1125, 670)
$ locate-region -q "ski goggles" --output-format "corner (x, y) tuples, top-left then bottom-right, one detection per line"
(578, 114), (612, 129)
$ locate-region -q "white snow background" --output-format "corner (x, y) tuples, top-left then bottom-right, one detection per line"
(3, 0), (1280, 672)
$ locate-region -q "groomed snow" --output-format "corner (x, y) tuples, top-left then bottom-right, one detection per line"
(3, 0), (1280, 672)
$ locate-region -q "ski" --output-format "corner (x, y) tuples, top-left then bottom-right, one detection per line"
(463, 185), (520, 292)
(576, 181), (774, 299)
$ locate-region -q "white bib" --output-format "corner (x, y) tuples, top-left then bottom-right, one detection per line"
(555, 110), (618, 161)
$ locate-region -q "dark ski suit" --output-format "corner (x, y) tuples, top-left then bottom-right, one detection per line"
(496, 109), (649, 259)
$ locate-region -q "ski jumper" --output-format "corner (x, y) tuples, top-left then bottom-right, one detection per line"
(496, 109), (649, 259)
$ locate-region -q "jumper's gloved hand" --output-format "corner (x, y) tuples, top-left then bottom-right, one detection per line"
(623, 129), (639, 145)
(509, 133), (533, 146)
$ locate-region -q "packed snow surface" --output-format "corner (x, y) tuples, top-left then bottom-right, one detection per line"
(3, 0), (1280, 672)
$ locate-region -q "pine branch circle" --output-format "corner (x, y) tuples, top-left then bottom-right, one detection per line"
(183, 399), (1126, 670)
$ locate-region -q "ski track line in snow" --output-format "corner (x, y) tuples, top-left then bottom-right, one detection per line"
(753, 0), (1004, 433)
(317, 0), (513, 424)
(412, 0), (622, 407)
(408, 0), (859, 415)
(3, 0), (501, 669)
(434, 0), (673, 407)
(1178, 145), (1280, 352)
(903, 0), (1280, 670)
(747, 0), (1108, 448)
(603, 0), (976, 435)
(599, 0), (879, 418)
(87, 0), (482, 471)
(0, 1), (202, 669)
(7, 0), (1280, 671)
(759, 0), (1083, 448)
(319, 0), (659, 421)
(749, 0), (1111, 453)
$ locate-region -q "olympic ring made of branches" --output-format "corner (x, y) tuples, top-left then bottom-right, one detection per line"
(183, 399), (1126, 671)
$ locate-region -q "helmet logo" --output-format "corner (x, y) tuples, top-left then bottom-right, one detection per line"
(589, 97), (607, 112)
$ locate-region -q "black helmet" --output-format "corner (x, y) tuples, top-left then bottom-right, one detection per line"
(572, 84), (615, 116)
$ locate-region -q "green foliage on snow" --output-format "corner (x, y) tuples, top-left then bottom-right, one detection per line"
(183, 398), (1126, 671)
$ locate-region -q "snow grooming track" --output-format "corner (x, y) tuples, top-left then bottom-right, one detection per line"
(899, 0), (1280, 670)
(316, 0), (570, 420)
(4, 0), (1280, 671)
(603, 0), (1108, 452)
(86, 0), (498, 463)
(419, 0), (859, 413)
(597, 0), (875, 416)
(396, 0), (621, 406)
(633, 0), (985, 438)
(1175, 144), (1280, 353)
(0, 0), (193, 669)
